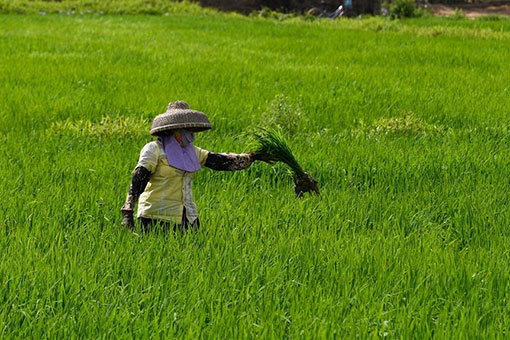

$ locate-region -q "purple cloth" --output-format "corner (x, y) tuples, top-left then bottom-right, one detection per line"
(161, 130), (202, 172)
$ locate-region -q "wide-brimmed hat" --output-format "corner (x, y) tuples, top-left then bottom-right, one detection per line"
(150, 101), (212, 136)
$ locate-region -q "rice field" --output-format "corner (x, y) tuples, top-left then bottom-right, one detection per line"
(1, 8), (510, 339)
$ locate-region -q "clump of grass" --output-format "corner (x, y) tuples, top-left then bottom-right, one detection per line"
(372, 114), (443, 135)
(250, 7), (297, 21)
(451, 8), (466, 20)
(48, 115), (149, 138)
(388, 0), (419, 19)
(251, 128), (319, 197)
(261, 94), (306, 136)
(356, 113), (444, 138)
(477, 15), (504, 22)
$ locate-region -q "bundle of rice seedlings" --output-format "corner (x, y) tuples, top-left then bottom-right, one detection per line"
(251, 128), (319, 197)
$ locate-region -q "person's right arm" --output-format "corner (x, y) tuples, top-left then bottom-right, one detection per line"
(121, 166), (152, 230)
(120, 142), (159, 230)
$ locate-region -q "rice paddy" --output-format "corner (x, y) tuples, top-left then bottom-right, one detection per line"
(1, 7), (510, 338)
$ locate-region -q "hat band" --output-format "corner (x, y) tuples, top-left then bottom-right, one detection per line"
(151, 122), (211, 134)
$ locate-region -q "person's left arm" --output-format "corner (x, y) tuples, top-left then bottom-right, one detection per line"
(204, 152), (254, 171)
(194, 146), (255, 171)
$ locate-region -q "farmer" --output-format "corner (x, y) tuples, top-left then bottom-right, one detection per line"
(121, 101), (258, 232)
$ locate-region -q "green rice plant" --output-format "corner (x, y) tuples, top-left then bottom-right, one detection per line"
(0, 0), (206, 15)
(252, 127), (304, 175)
(251, 127), (319, 197)
(1, 9), (510, 339)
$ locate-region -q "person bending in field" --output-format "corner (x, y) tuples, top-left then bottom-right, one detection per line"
(121, 101), (261, 232)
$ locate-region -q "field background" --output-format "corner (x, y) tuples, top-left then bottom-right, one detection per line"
(1, 5), (510, 339)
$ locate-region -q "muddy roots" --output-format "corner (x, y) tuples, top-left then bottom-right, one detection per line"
(294, 172), (320, 198)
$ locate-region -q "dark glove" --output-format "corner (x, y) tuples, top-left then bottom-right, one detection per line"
(250, 152), (274, 164)
(121, 209), (135, 231)
(204, 152), (253, 171)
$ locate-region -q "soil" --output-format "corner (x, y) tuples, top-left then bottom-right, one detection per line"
(431, 3), (510, 17)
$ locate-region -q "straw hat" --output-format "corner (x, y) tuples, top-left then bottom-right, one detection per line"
(150, 101), (212, 136)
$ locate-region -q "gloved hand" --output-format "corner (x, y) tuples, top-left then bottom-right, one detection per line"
(121, 210), (135, 231)
(250, 152), (274, 164)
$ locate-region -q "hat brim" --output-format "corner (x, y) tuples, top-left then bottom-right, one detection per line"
(150, 123), (212, 136)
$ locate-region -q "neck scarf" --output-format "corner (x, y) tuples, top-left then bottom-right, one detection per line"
(161, 129), (201, 172)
